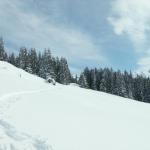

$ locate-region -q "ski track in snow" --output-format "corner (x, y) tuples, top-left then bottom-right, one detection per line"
(0, 62), (55, 149)
(3, 61), (150, 150)
(0, 88), (53, 150)
(0, 119), (52, 150)
(0, 88), (49, 118)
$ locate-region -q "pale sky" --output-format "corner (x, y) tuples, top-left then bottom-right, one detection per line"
(1, 0), (150, 74)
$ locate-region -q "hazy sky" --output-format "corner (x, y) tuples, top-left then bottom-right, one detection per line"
(1, 0), (150, 74)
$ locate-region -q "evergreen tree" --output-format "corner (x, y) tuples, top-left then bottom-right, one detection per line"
(99, 68), (113, 93)
(95, 69), (103, 90)
(29, 48), (38, 74)
(55, 57), (61, 82)
(133, 75), (144, 101)
(124, 71), (133, 99)
(78, 73), (88, 88)
(58, 57), (71, 84)
(0, 38), (5, 61)
(18, 47), (29, 70)
(38, 53), (45, 78)
(99, 77), (107, 92)
(83, 67), (91, 88)
(143, 78), (150, 103)
(38, 49), (53, 79)
(112, 72), (118, 95)
(25, 63), (33, 74)
(115, 71), (127, 97)
(8, 53), (16, 66)
(91, 69), (97, 90)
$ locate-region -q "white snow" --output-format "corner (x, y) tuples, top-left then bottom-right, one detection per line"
(0, 119), (51, 150)
(1, 61), (150, 150)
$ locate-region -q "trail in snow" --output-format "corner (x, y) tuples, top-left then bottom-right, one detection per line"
(0, 88), (53, 150)
(0, 61), (54, 149)
(0, 119), (52, 150)
(3, 61), (150, 150)
(0, 88), (49, 118)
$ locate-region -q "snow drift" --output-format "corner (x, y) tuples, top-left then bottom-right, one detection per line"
(1, 61), (150, 150)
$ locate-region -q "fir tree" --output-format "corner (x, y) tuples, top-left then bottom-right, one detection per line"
(91, 69), (97, 90)
(18, 47), (29, 70)
(78, 73), (88, 88)
(0, 37), (5, 61)
(29, 48), (38, 74)
(8, 53), (16, 66)
(58, 57), (71, 84)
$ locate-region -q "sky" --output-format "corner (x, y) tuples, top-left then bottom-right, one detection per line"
(0, 0), (150, 74)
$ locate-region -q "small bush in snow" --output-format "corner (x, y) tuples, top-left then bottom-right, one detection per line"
(46, 77), (56, 85)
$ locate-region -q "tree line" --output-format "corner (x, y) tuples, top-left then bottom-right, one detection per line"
(79, 67), (150, 103)
(1, 37), (150, 103)
(0, 38), (72, 85)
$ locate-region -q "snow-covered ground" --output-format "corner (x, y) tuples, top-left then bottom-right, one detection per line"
(0, 119), (50, 150)
(1, 61), (150, 150)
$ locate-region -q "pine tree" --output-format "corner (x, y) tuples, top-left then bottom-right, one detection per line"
(8, 53), (16, 66)
(83, 67), (90, 88)
(74, 74), (78, 84)
(112, 72), (117, 95)
(38, 49), (52, 79)
(91, 69), (97, 90)
(55, 57), (61, 82)
(115, 71), (127, 97)
(95, 69), (103, 90)
(38, 52), (45, 78)
(50, 57), (57, 80)
(124, 71), (133, 99)
(25, 63), (33, 74)
(78, 73), (88, 88)
(29, 48), (38, 74)
(99, 77), (107, 92)
(58, 57), (71, 84)
(143, 78), (150, 103)
(133, 75), (145, 101)
(99, 68), (113, 93)
(0, 37), (5, 61)
(18, 47), (29, 70)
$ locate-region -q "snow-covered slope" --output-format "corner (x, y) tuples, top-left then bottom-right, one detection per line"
(0, 61), (52, 149)
(0, 120), (50, 150)
(1, 61), (150, 150)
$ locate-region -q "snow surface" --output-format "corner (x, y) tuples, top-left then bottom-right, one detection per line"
(1, 61), (150, 150)
(0, 119), (51, 150)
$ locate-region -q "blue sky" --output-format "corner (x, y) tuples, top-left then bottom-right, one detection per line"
(0, 0), (150, 74)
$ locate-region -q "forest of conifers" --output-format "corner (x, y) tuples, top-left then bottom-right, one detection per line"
(1, 38), (150, 103)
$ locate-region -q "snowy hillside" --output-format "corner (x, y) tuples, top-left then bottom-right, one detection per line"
(0, 120), (50, 150)
(1, 61), (150, 150)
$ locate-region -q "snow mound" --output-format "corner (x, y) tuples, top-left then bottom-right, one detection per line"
(0, 120), (51, 150)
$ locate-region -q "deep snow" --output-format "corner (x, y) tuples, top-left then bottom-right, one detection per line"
(1, 61), (150, 150)
(0, 119), (51, 150)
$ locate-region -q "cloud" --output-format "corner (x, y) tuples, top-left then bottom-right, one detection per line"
(136, 49), (150, 75)
(0, 0), (106, 73)
(108, 0), (150, 74)
(108, 0), (150, 51)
